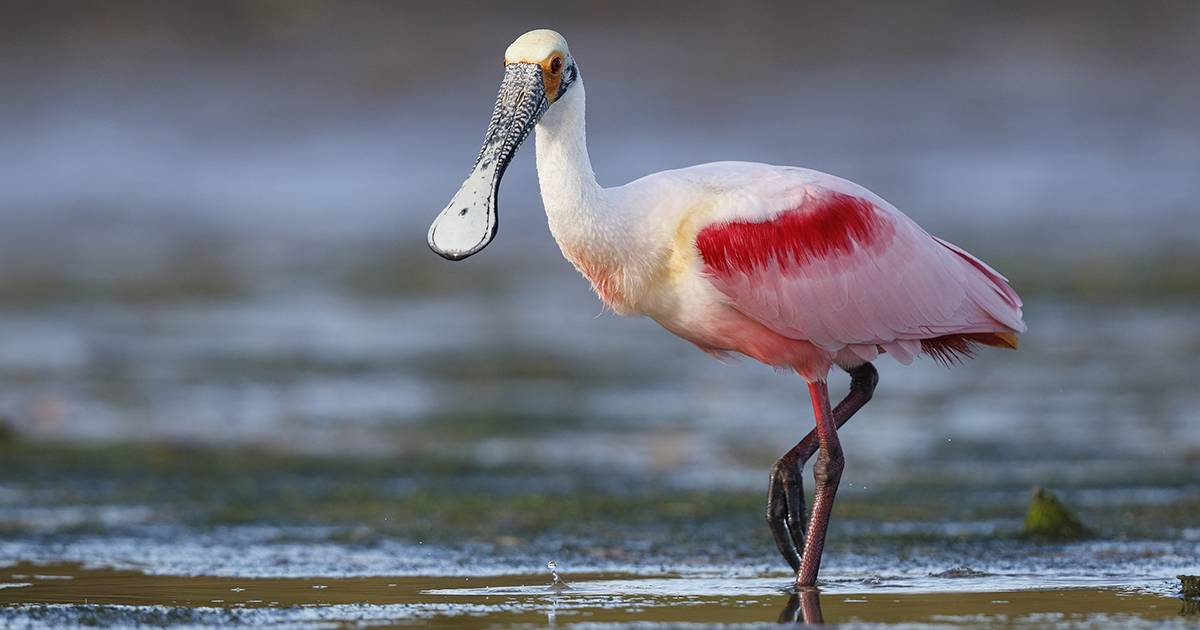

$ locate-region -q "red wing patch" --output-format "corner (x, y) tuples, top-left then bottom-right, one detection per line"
(696, 192), (892, 275)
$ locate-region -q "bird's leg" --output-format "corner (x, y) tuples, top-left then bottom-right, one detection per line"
(767, 363), (877, 573)
(796, 380), (843, 588)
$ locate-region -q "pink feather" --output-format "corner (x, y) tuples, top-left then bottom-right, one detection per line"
(695, 187), (1025, 369)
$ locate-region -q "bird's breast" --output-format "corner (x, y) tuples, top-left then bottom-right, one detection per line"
(560, 245), (630, 313)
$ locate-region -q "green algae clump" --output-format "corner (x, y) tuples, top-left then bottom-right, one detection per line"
(1023, 486), (1090, 541)
(1184, 575), (1200, 616)
(1181, 575), (1200, 598)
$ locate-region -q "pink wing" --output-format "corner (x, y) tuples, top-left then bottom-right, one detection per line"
(696, 188), (1025, 365)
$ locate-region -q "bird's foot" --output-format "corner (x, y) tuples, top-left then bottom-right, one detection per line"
(766, 455), (807, 573)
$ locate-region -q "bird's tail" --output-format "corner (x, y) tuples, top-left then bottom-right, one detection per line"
(921, 331), (1019, 366)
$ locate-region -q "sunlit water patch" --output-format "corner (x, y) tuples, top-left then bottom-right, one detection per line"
(0, 563), (1193, 628)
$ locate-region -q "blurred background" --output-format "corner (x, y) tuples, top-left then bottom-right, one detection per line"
(0, 0), (1197, 586)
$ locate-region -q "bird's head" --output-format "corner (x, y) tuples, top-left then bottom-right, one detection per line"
(427, 29), (579, 260)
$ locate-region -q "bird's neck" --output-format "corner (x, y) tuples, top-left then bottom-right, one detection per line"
(535, 80), (642, 311)
(535, 80), (604, 225)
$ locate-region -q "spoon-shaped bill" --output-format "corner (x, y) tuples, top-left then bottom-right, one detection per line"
(428, 63), (548, 260)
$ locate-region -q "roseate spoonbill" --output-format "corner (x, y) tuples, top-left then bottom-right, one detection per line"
(427, 29), (1026, 588)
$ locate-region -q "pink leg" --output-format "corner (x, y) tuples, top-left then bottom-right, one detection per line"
(768, 362), (873, 568)
(796, 380), (844, 588)
(767, 364), (876, 572)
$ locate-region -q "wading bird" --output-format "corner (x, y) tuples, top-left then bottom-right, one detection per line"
(427, 30), (1025, 588)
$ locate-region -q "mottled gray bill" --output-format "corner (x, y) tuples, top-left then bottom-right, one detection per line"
(427, 63), (548, 260)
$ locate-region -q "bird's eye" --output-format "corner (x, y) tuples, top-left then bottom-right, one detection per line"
(550, 56), (563, 74)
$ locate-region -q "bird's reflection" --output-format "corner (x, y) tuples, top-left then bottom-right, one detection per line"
(778, 588), (824, 625)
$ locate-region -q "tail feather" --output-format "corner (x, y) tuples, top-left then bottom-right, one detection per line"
(933, 236), (1026, 333)
(921, 331), (1019, 366)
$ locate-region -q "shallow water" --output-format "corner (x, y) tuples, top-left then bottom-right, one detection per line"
(2, 260), (1197, 628)
(0, 562), (1193, 628)
(0, 437), (1197, 627)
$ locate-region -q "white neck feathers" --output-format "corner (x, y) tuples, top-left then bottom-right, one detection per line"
(535, 80), (648, 311)
(534, 80), (603, 222)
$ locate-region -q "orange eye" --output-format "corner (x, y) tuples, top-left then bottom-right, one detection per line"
(550, 56), (563, 74)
